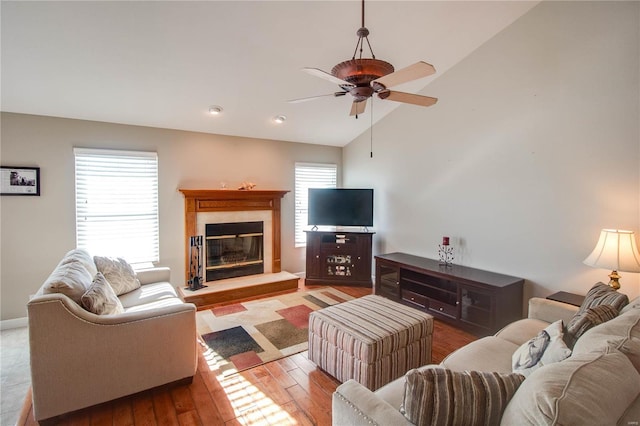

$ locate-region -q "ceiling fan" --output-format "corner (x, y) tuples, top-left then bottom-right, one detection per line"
(289, 0), (438, 117)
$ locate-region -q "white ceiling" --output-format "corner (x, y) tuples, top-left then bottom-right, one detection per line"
(1, 1), (538, 147)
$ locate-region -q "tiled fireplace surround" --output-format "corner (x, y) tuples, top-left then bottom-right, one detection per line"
(179, 189), (289, 284)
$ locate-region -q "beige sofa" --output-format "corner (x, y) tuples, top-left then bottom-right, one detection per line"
(28, 249), (197, 422)
(333, 295), (640, 425)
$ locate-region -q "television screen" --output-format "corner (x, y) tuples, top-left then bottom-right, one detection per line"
(308, 188), (374, 227)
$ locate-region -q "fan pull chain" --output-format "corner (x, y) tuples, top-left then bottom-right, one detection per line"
(370, 97), (374, 158)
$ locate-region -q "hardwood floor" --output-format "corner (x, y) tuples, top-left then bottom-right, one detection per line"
(17, 283), (477, 426)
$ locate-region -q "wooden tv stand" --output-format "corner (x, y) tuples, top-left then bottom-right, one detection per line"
(375, 252), (524, 334)
(305, 229), (374, 287)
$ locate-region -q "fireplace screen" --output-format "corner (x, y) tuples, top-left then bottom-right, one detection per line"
(205, 221), (264, 281)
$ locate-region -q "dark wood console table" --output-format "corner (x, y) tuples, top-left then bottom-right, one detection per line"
(375, 252), (524, 335)
(305, 230), (374, 287)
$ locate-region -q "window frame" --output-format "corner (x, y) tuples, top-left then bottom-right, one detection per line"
(74, 147), (160, 265)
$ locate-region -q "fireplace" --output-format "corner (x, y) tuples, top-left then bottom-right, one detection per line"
(179, 189), (289, 284)
(205, 221), (264, 282)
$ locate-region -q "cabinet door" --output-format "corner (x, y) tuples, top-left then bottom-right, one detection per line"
(305, 232), (321, 278)
(459, 284), (494, 330)
(376, 260), (400, 300)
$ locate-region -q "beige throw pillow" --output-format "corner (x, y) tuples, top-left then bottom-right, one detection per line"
(401, 367), (525, 426)
(42, 260), (93, 303)
(94, 256), (140, 296)
(81, 272), (125, 315)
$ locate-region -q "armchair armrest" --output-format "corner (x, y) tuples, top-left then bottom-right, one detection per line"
(528, 297), (579, 324)
(332, 380), (412, 426)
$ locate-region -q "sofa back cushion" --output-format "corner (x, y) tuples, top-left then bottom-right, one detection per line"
(401, 368), (525, 426)
(42, 260), (93, 303)
(500, 349), (640, 425)
(59, 248), (98, 277)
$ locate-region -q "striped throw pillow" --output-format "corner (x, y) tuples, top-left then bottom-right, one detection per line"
(401, 368), (525, 426)
(564, 304), (619, 348)
(581, 282), (629, 312)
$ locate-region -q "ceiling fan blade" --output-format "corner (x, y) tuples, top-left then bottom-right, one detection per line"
(350, 100), (367, 116)
(287, 92), (347, 104)
(379, 90), (438, 107)
(373, 61), (436, 89)
(302, 67), (352, 86)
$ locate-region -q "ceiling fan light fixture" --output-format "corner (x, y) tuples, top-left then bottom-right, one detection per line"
(208, 105), (223, 115)
(331, 59), (394, 86)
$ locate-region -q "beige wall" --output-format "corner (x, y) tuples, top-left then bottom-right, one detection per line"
(344, 1), (640, 303)
(0, 113), (341, 320)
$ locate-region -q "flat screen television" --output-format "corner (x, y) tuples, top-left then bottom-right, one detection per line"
(308, 188), (374, 227)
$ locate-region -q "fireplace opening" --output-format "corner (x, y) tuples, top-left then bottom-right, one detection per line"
(205, 221), (264, 282)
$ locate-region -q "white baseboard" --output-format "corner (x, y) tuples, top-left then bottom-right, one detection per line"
(0, 317), (28, 330)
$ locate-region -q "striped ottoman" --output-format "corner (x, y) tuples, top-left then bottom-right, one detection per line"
(308, 294), (433, 391)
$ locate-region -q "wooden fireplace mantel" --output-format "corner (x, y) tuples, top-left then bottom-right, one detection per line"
(179, 189), (289, 283)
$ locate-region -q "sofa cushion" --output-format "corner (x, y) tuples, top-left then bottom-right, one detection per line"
(572, 306), (640, 374)
(81, 272), (124, 315)
(564, 304), (619, 348)
(118, 282), (179, 309)
(401, 367), (524, 426)
(60, 248), (98, 277)
(42, 260), (93, 303)
(94, 256), (141, 295)
(512, 320), (571, 377)
(441, 336), (518, 373)
(500, 349), (640, 426)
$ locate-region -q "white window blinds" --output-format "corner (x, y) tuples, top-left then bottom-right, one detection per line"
(294, 162), (337, 247)
(74, 148), (159, 264)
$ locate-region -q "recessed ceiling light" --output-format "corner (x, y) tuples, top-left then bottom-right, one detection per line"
(273, 115), (286, 124)
(209, 106), (223, 115)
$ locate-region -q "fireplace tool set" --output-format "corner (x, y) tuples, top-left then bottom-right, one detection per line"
(187, 235), (206, 291)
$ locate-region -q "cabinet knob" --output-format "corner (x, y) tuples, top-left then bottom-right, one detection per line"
(316, 255), (319, 259)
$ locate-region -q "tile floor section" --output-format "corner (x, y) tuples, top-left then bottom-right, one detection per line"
(1, 326), (30, 426)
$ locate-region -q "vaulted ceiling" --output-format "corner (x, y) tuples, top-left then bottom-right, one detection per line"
(1, 1), (538, 146)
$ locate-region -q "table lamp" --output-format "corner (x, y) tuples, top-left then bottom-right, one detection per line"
(583, 229), (640, 290)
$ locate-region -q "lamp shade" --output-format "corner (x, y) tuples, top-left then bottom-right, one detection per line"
(583, 229), (640, 273)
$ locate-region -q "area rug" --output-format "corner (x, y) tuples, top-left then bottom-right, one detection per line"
(197, 288), (354, 373)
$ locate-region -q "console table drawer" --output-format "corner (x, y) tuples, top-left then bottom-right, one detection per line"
(428, 298), (457, 318)
(402, 289), (427, 309)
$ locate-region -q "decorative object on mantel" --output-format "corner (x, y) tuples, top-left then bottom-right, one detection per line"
(583, 228), (640, 290)
(187, 235), (206, 291)
(238, 181), (256, 190)
(1, 166), (40, 196)
(198, 287), (354, 373)
(438, 236), (454, 266)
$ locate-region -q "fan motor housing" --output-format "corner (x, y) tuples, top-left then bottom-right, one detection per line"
(332, 59), (394, 86)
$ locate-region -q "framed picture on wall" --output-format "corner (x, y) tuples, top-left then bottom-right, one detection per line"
(1, 166), (40, 196)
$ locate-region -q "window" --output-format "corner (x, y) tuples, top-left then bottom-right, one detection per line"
(74, 148), (159, 264)
(294, 162), (337, 247)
